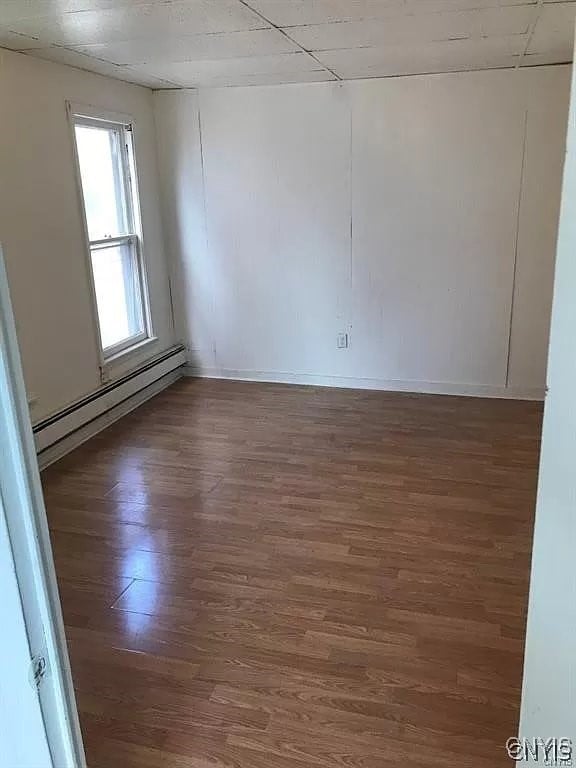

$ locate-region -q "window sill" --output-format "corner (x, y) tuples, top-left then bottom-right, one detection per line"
(101, 336), (159, 382)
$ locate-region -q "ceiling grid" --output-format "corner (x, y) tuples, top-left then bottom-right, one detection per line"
(0, 0), (573, 88)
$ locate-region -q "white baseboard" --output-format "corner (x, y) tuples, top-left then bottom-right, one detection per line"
(35, 346), (186, 468)
(183, 365), (545, 401)
(37, 369), (182, 470)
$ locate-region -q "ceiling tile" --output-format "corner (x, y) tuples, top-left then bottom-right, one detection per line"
(0, 27), (41, 49)
(27, 45), (119, 72)
(130, 51), (323, 86)
(527, 1), (576, 58)
(22, 44), (180, 86)
(316, 35), (524, 78)
(7, 1), (268, 46)
(163, 69), (337, 88)
(70, 28), (299, 65)
(0, 0), (156, 24)
(110, 67), (182, 89)
(403, 0), (537, 11)
(0, 0), (570, 88)
(287, 5), (535, 51)
(248, 0), (405, 26)
(249, 0), (537, 27)
(521, 50), (573, 66)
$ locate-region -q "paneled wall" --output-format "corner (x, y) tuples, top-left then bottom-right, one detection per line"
(155, 65), (570, 399)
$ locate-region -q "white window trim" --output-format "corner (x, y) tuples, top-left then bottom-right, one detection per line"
(66, 101), (155, 379)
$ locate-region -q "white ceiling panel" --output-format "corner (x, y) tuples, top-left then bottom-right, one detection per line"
(317, 36), (524, 78)
(70, 28), (299, 65)
(0, 28), (40, 49)
(0, 0), (159, 24)
(200, 70), (336, 86)
(401, 0), (538, 10)
(527, 1), (576, 58)
(131, 51), (321, 85)
(523, 49), (574, 66)
(403, 0), (537, 9)
(248, 0), (407, 27)
(132, 64), (335, 88)
(24, 46), (180, 88)
(249, 0), (537, 28)
(7, 1), (266, 45)
(25, 45), (180, 86)
(288, 6), (535, 51)
(0, 0), (571, 88)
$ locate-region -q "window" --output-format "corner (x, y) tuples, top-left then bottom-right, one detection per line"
(70, 107), (151, 359)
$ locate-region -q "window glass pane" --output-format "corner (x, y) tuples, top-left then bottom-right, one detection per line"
(75, 124), (128, 240)
(90, 243), (145, 351)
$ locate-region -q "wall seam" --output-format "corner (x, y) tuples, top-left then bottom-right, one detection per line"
(196, 94), (217, 369)
(348, 85), (354, 338)
(506, 108), (529, 388)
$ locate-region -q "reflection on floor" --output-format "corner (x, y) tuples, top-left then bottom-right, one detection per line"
(42, 378), (542, 768)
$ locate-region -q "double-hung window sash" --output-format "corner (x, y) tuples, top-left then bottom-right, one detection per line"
(72, 111), (150, 359)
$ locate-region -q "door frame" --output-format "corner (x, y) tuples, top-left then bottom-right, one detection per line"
(0, 244), (86, 766)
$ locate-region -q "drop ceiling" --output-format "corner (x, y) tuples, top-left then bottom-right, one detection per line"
(0, 0), (574, 89)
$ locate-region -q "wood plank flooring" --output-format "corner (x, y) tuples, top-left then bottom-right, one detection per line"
(41, 379), (543, 768)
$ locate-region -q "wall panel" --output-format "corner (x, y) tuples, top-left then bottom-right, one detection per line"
(154, 66), (571, 398)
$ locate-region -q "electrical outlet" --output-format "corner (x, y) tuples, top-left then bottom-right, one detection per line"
(337, 333), (349, 349)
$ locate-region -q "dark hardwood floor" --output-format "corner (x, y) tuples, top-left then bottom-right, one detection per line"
(41, 378), (542, 768)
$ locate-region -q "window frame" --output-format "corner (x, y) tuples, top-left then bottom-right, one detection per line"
(67, 102), (154, 372)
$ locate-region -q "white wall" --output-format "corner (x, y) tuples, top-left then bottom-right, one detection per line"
(518, 61), (576, 754)
(155, 65), (570, 399)
(0, 49), (175, 422)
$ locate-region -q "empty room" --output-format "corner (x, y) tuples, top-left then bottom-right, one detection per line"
(1, 1), (576, 766)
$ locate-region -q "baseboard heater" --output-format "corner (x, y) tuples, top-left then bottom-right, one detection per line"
(34, 344), (186, 464)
